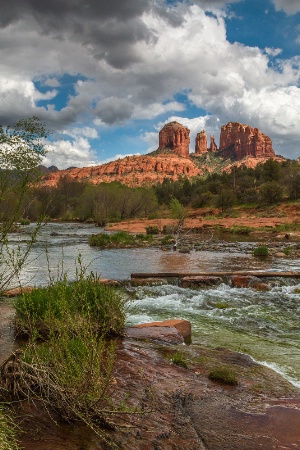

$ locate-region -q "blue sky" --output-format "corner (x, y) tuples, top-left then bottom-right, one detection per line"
(0, 0), (299, 168)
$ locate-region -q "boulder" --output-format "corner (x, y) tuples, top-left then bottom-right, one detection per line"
(133, 319), (191, 339)
(126, 326), (184, 344)
(231, 275), (256, 288)
(2, 286), (35, 297)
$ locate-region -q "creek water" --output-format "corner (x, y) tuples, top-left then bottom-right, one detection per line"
(2, 222), (300, 388)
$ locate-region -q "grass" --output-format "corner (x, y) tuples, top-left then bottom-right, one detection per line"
(171, 352), (189, 369)
(208, 366), (238, 385)
(14, 272), (128, 339)
(0, 405), (19, 450)
(230, 225), (254, 235)
(2, 272), (138, 442)
(253, 245), (269, 257)
(89, 231), (155, 248)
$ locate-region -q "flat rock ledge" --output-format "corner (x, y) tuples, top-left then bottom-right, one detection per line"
(126, 319), (191, 344)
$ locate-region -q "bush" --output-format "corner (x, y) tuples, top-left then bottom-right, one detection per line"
(14, 273), (128, 338)
(145, 226), (159, 235)
(208, 366), (238, 385)
(253, 246), (269, 257)
(230, 225), (253, 235)
(89, 231), (135, 247)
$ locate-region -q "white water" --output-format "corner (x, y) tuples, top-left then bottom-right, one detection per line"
(5, 222), (300, 387)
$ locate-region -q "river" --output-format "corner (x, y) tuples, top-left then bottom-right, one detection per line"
(3, 222), (300, 388)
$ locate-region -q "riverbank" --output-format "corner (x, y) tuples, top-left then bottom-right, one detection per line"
(9, 336), (300, 449)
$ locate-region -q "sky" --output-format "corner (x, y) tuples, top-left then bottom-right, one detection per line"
(0, 0), (300, 169)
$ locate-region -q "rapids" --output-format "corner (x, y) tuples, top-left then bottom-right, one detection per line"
(2, 222), (300, 387)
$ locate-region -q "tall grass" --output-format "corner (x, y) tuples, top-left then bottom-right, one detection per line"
(14, 272), (127, 339)
(0, 405), (19, 450)
(2, 272), (137, 442)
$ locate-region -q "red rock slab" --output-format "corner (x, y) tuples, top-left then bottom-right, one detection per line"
(126, 325), (184, 344)
(182, 275), (222, 288)
(133, 318), (191, 339)
(2, 286), (35, 297)
(231, 275), (256, 288)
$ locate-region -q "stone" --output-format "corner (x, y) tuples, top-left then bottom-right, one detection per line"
(195, 130), (207, 155)
(133, 319), (191, 339)
(231, 275), (257, 288)
(158, 121), (190, 158)
(2, 286), (35, 297)
(182, 276), (222, 288)
(219, 122), (275, 160)
(126, 326), (184, 344)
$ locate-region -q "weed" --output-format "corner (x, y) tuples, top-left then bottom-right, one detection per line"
(253, 246), (269, 257)
(171, 352), (188, 369)
(145, 226), (159, 235)
(230, 225), (253, 235)
(0, 405), (19, 450)
(208, 366), (238, 385)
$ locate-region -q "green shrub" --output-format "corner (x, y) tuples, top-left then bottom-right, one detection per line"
(160, 235), (174, 245)
(171, 352), (188, 369)
(208, 366), (238, 385)
(253, 246), (269, 257)
(89, 231), (135, 247)
(145, 226), (159, 235)
(14, 273), (127, 338)
(19, 218), (30, 225)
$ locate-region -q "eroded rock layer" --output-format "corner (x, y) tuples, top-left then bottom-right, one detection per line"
(159, 121), (190, 158)
(219, 122), (275, 159)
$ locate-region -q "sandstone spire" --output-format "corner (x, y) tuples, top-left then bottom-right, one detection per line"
(159, 121), (190, 158)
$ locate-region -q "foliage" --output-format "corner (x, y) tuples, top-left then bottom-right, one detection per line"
(89, 231), (143, 248)
(14, 272), (128, 338)
(253, 246), (269, 257)
(0, 405), (19, 450)
(230, 225), (254, 234)
(171, 352), (188, 369)
(145, 226), (159, 235)
(208, 366), (238, 385)
(0, 117), (48, 293)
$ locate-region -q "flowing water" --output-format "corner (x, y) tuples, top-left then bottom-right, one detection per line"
(2, 222), (300, 387)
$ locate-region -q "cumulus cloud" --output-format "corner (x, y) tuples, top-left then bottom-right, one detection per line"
(43, 137), (97, 169)
(271, 0), (300, 15)
(0, 0), (299, 162)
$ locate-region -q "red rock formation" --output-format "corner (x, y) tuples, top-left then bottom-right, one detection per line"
(219, 122), (275, 160)
(195, 130), (207, 155)
(210, 135), (217, 152)
(159, 121), (190, 158)
(41, 154), (202, 188)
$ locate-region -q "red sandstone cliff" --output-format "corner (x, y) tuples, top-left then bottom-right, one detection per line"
(159, 122), (190, 158)
(219, 122), (275, 159)
(42, 154), (202, 188)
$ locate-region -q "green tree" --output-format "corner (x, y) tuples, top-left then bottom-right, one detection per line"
(259, 181), (283, 205)
(0, 117), (48, 292)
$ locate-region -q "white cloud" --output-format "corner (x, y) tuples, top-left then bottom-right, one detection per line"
(99, 153), (141, 164)
(265, 47), (282, 57)
(133, 101), (185, 119)
(43, 137), (97, 169)
(272, 0), (300, 15)
(0, 0), (299, 161)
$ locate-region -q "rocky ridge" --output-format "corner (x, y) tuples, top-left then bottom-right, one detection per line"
(41, 121), (284, 188)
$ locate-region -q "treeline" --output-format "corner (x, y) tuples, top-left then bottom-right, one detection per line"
(20, 178), (158, 224)
(154, 158), (300, 211)
(11, 158), (300, 223)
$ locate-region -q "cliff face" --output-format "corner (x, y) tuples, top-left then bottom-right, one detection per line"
(159, 122), (190, 158)
(219, 122), (275, 159)
(42, 154), (202, 188)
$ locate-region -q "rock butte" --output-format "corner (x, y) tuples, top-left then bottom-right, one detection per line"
(41, 121), (283, 188)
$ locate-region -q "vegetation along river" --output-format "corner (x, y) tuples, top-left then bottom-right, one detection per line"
(4, 222), (300, 388)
